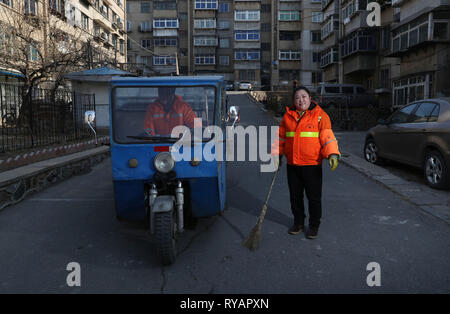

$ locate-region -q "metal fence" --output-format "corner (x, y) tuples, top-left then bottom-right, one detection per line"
(0, 83), (95, 154)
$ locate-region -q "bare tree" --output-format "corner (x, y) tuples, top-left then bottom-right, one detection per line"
(0, 1), (91, 98)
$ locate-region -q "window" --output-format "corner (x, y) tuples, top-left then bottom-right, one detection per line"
(410, 102), (437, 123)
(219, 38), (229, 48)
(1, 0), (12, 7)
(28, 44), (38, 61)
(239, 70), (255, 81)
(219, 55), (229, 65)
(127, 21), (131, 32)
(194, 19), (216, 29)
(153, 1), (176, 10)
(81, 13), (89, 30)
(141, 39), (151, 48)
(141, 56), (151, 66)
(235, 51), (260, 61)
(24, 0), (38, 15)
(279, 50), (301, 60)
(141, 2), (151, 13)
(195, 0), (218, 9)
(153, 19), (179, 28)
(380, 68), (390, 89)
(235, 10), (260, 21)
(154, 56), (176, 65)
(235, 30), (260, 41)
(219, 2), (229, 13)
(312, 12), (323, 23)
(261, 4), (271, 13)
(140, 21), (151, 31)
(279, 31), (300, 41)
(126, 2), (129, 13)
(194, 37), (218, 46)
(195, 55), (215, 65)
(279, 11), (300, 21)
(390, 104), (417, 124)
(311, 31), (322, 43)
(218, 20), (230, 29)
(312, 52), (321, 63)
(325, 86), (340, 93)
(320, 48), (338, 67)
(321, 18), (334, 40)
(433, 22), (449, 40)
(154, 38), (177, 46)
(127, 39), (131, 49)
(261, 23), (271, 32)
(341, 31), (377, 57)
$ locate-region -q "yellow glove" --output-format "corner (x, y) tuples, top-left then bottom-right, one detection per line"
(329, 154), (339, 171)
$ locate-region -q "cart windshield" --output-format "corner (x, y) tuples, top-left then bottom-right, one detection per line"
(112, 86), (216, 143)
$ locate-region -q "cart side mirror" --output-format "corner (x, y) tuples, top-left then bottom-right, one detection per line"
(228, 105), (240, 121)
(85, 111), (96, 124)
(84, 110), (97, 145)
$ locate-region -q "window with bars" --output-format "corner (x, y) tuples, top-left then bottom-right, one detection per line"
(279, 11), (300, 21)
(194, 37), (218, 46)
(141, 39), (152, 48)
(235, 30), (260, 41)
(194, 19), (217, 29)
(195, 0), (218, 10)
(154, 56), (176, 65)
(235, 10), (260, 21)
(153, 19), (179, 28)
(235, 51), (260, 61)
(312, 12), (323, 23)
(219, 55), (230, 65)
(154, 38), (177, 46)
(279, 50), (301, 60)
(195, 55), (216, 65)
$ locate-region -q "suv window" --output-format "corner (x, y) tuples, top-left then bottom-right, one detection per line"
(325, 86), (340, 93)
(390, 104), (417, 124)
(410, 102), (437, 123)
(342, 87), (354, 94)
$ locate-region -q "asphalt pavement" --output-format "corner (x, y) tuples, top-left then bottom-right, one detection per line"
(0, 92), (448, 293)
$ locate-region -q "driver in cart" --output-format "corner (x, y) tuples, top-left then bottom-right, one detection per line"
(143, 87), (198, 136)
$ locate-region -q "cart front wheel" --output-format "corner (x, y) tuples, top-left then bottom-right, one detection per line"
(154, 210), (177, 265)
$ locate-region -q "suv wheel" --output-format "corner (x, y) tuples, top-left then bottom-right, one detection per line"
(423, 150), (450, 189)
(364, 139), (383, 165)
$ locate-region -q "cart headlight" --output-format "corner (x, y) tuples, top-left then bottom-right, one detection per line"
(153, 152), (175, 173)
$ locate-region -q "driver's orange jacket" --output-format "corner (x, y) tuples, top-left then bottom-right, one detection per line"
(144, 95), (197, 136)
(271, 101), (340, 165)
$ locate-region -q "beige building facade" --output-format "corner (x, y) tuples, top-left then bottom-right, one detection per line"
(0, 0), (127, 83)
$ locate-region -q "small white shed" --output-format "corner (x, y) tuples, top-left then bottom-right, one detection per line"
(65, 67), (134, 131)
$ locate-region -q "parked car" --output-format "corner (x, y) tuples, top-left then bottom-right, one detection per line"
(316, 83), (377, 108)
(225, 81), (234, 91)
(237, 81), (252, 91)
(364, 98), (450, 189)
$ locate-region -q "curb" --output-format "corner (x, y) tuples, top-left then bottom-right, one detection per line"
(0, 146), (110, 212)
(247, 93), (450, 225)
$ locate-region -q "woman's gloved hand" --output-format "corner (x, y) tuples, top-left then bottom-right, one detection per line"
(329, 154), (339, 171)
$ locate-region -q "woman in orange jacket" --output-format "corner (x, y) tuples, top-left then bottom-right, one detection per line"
(272, 86), (340, 239)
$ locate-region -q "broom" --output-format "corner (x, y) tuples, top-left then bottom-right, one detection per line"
(243, 167), (280, 251)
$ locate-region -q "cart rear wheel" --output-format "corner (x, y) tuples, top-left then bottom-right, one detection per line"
(154, 210), (177, 265)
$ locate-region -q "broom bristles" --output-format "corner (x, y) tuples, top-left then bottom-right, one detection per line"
(242, 224), (262, 251)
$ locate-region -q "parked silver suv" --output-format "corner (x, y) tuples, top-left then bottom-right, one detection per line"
(316, 83), (377, 108)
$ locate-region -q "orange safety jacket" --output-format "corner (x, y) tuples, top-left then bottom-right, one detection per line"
(272, 101), (340, 166)
(144, 95), (197, 136)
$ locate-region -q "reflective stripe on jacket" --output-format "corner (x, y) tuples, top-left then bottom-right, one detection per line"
(143, 95), (197, 136)
(272, 101), (340, 166)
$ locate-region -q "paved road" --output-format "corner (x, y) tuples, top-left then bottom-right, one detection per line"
(0, 93), (449, 293)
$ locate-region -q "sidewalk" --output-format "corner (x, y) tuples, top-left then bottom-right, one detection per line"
(0, 145), (110, 211)
(248, 93), (450, 225)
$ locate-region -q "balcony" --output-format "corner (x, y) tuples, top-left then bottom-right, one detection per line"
(343, 54), (376, 75)
(387, 18), (450, 57)
(153, 29), (178, 37)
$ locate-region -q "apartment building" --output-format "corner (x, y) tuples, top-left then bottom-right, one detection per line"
(320, 0), (340, 82)
(126, 0), (323, 89)
(388, 0), (450, 107)
(0, 0), (127, 83)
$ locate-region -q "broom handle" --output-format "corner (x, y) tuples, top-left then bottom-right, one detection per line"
(257, 168), (279, 224)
